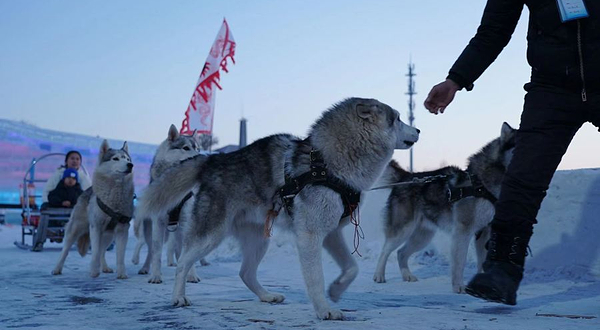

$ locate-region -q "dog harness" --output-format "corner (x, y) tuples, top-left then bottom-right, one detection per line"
(96, 196), (133, 231)
(167, 191), (194, 230)
(278, 147), (361, 219)
(447, 172), (498, 204)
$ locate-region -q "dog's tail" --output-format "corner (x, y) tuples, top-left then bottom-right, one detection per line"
(136, 154), (208, 220)
(77, 233), (90, 257)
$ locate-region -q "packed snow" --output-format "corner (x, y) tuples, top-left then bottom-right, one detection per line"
(0, 169), (599, 330)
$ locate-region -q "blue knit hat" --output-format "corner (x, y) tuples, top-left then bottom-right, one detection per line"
(62, 168), (78, 182)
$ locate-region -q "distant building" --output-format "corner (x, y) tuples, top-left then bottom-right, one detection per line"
(0, 119), (157, 204)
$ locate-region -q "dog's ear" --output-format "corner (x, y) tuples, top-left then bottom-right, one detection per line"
(100, 139), (110, 156)
(168, 124), (179, 141)
(356, 103), (379, 120)
(500, 122), (515, 141)
(122, 141), (129, 153)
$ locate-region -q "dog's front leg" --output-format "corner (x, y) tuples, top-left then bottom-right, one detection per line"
(149, 215), (167, 283)
(89, 223), (103, 278)
(296, 231), (343, 320)
(450, 224), (471, 293)
(115, 223), (130, 279)
(323, 228), (358, 302)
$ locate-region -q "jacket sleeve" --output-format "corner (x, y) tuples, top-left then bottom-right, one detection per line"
(47, 185), (64, 207)
(42, 169), (63, 203)
(447, 0), (525, 90)
(78, 168), (92, 190)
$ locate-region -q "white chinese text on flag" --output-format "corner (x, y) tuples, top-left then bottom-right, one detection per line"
(180, 19), (236, 135)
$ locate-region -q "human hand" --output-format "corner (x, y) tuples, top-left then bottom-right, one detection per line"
(62, 201), (71, 207)
(424, 79), (460, 114)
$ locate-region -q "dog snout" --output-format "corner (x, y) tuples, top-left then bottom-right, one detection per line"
(127, 163), (134, 169)
(416, 128), (421, 134)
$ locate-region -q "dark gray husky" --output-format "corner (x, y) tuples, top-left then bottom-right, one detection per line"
(373, 122), (516, 293)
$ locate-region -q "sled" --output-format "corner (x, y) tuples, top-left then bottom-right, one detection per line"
(14, 153), (87, 251)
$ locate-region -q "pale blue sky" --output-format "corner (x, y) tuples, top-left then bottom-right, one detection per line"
(1, 0), (598, 171)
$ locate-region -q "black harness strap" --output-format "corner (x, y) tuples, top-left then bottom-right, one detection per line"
(448, 172), (498, 204)
(97, 197), (132, 231)
(167, 191), (194, 228)
(279, 148), (361, 219)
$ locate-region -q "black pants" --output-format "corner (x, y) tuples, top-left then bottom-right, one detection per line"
(492, 83), (600, 234)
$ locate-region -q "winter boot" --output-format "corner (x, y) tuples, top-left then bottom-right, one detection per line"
(465, 227), (531, 305)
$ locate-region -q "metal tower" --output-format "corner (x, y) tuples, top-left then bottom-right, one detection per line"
(239, 117), (247, 148)
(406, 60), (416, 172)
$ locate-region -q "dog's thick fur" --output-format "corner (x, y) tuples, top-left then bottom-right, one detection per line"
(132, 124), (206, 283)
(52, 140), (135, 278)
(136, 98), (419, 320)
(373, 122), (516, 293)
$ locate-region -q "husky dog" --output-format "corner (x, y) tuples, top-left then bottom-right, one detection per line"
(136, 98), (419, 320)
(132, 124), (206, 282)
(373, 122), (516, 293)
(52, 140), (134, 279)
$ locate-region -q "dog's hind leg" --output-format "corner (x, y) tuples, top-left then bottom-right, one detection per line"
(131, 222), (145, 265)
(172, 228), (226, 307)
(474, 225), (490, 273)
(450, 224), (472, 293)
(138, 219), (153, 274)
(88, 223), (104, 278)
(235, 223), (285, 303)
(149, 215), (167, 283)
(166, 231), (177, 267)
(114, 223), (130, 279)
(323, 228), (358, 302)
(52, 220), (86, 275)
(397, 224), (435, 282)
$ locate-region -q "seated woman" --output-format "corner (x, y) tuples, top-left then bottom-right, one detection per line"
(42, 150), (92, 207)
(47, 168), (83, 208)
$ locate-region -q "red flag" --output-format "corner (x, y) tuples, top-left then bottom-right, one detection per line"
(180, 19), (236, 135)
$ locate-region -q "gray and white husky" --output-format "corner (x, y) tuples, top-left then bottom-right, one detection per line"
(132, 124), (206, 283)
(136, 98), (419, 320)
(373, 122), (516, 293)
(52, 140), (134, 279)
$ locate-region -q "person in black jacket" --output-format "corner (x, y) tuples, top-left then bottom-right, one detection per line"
(48, 168), (83, 208)
(424, 0), (599, 305)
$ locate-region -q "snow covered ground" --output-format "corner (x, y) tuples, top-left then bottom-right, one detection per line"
(0, 169), (599, 330)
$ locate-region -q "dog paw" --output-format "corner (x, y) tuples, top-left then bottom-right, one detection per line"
(200, 258), (210, 266)
(138, 268), (149, 275)
(117, 273), (128, 280)
(401, 272), (418, 282)
(328, 283), (345, 303)
(131, 257), (139, 265)
(260, 293), (285, 303)
(148, 275), (163, 284)
(102, 267), (114, 273)
(186, 275), (201, 283)
(453, 284), (466, 294)
(51, 269), (62, 275)
(317, 309), (344, 320)
(172, 296), (192, 307)
(373, 273), (386, 283)
(90, 271), (100, 278)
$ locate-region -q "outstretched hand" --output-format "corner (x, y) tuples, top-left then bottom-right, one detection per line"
(424, 79), (460, 114)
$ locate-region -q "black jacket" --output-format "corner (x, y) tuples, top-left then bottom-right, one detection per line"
(48, 181), (83, 208)
(448, 0), (600, 95)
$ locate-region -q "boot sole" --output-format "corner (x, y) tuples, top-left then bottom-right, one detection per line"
(465, 284), (516, 306)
